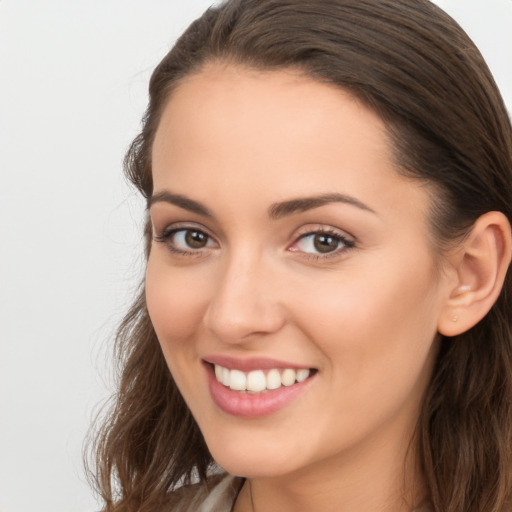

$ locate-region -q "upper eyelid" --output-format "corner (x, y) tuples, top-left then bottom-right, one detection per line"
(153, 226), (218, 256)
(152, 224), (219, 249)
(152, 221), (355, 248)
(292, 224), (355, 241)
(288, 224), (356, 252)
(153, 221), (215, 237)
(291, 230), (354, 248)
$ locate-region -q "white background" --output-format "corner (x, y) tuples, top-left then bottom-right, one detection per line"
(0, 1), (510, 511)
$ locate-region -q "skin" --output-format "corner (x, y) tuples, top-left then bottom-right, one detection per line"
(146, 64), (457, 512)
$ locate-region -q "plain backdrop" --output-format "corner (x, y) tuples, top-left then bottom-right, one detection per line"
(0, 1), (510, 511)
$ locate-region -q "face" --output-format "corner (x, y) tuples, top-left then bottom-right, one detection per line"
(146, 64), (450, 480)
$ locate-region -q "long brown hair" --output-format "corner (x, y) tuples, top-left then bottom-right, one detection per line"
(88, 1), (512, 511)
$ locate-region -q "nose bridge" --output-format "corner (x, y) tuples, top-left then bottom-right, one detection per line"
(204, 245), (284, 343)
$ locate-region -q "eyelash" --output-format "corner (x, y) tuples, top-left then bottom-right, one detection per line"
(153, 225), (355, 260)
(153, 226), (217, 257)
(289, 228), (355, 260)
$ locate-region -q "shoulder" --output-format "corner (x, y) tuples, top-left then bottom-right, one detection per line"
(167, 473), (244, 512)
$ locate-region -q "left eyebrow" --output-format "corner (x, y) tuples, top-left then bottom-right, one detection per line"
(268, 193), (376, 220)
(148, 191), (213, 217)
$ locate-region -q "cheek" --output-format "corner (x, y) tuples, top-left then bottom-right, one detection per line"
(145, 256), (220, 423)
(288, 259), (441, 448)
(291, 253), (441, 384)
(145, 255), (209, 353)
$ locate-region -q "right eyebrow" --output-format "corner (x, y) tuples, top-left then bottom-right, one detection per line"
(268, 192), (376, 219)
(148, 191), (213, 217)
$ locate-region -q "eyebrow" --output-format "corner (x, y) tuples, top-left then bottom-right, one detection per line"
(148, 191), (213, 217)
(269, 193), (376, 219)
(148, 190), (375, 219)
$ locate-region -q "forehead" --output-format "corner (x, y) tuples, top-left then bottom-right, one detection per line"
(151, 64), (432, 233)
(153, 64), (387, 182)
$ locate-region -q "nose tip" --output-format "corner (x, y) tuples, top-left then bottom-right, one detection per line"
(203, 263), (286, 344)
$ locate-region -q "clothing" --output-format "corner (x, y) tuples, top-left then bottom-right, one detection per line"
(169, 473), (433, 511)
(168, 473), (242, 512)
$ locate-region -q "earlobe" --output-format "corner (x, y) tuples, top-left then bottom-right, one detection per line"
(438, 211), (512, 337)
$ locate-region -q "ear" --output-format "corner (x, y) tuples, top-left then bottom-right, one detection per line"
(438, 211), (512, 337)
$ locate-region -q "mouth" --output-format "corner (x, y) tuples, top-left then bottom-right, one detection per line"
(202, 359), (317, 418)
(212, 363), (314, 393)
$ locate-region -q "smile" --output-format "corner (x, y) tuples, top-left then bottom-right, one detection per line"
(204, 360), (317, 418)
(214, 364), (311, 393)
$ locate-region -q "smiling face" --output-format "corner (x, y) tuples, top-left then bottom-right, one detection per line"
(146, 64), (451, 483)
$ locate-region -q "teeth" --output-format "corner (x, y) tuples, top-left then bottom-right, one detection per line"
(281, 368), (296, 386)
(222, 367), (230, 387)
(296, 369), (310, 382)
(266, 369), (282, 390)
(246, 370), (267, 392)
(229, 369), (247, 391)
(213, 365), (311, 393)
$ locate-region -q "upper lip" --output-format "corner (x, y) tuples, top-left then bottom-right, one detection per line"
(203, 355), (314, 372)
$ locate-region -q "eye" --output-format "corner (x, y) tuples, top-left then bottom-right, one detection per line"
(174, 229), (211, 249)
(289, 229), (355, 257)
(154, 226), (217, 255)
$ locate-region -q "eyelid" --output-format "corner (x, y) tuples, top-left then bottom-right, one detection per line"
(293, 223), (355, 239)
(287, 224), (356, 258)
(153, 221), (214, 238)
(153, 222), (219, 255)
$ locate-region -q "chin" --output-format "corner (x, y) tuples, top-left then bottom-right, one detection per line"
(215, 455), (294, 479)
(203, 428), (307, 479)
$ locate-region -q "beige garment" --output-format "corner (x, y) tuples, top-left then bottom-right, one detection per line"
(169, 473), (432, 511)
(169, 473), (242, 512)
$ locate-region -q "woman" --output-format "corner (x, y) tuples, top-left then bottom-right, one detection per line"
(89, 1), (512, 511)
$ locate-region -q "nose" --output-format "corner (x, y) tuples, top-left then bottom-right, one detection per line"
(203, 250), (286, 344)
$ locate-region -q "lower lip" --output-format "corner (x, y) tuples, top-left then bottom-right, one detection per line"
(204, 363), (315, 418)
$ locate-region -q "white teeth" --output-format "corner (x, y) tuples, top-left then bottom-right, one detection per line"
(213, 365), (311, 393)
(221, 367), (230, 387)
(247, 370), (267, 392)
(296, 369), (310, 383)
(281, 368), (296, 386)
(229, 369), (247, 391)
(266, 369), (282, 390)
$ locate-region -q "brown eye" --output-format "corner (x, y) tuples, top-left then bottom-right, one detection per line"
(313, 233), (340, 253)
(153, 227), (216, 254)
(185, 230), (209, 249)
(290, 229), (355, 257)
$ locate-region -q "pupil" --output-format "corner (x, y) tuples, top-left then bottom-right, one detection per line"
(313, 234), (338, 253)
(185, 230), (207, 248)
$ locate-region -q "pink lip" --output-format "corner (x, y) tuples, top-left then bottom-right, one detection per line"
(203, 361), (316, 419)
